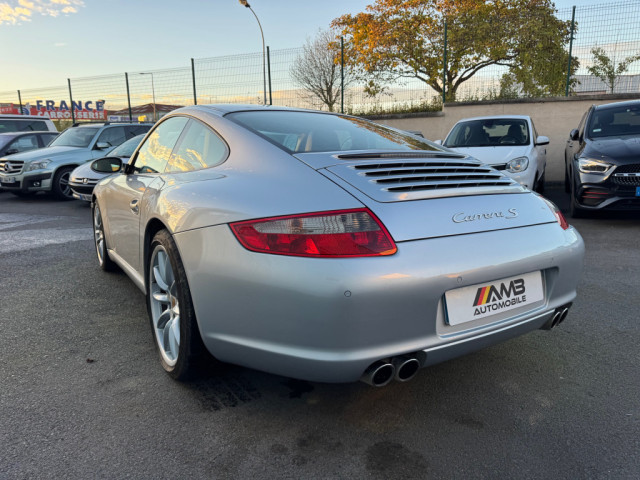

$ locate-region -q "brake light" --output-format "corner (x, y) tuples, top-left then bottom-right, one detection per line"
(230, 208), (397, 257)
(538, 195), (569, 230)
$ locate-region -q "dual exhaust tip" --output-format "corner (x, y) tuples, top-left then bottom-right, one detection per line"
(361, 355), (421, 387)
(542, 303), (573, 330)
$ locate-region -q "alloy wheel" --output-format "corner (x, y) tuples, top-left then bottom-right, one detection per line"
(93, 205), (106, 265)
(149, 246), (181, 367)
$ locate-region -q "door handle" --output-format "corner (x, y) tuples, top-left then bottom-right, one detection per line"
(130, 199), (139, 215)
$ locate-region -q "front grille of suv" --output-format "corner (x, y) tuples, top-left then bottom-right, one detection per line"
(0, 159), (24, 174)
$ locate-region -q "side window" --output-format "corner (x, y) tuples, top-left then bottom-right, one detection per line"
(577, 110), (589, 138)
(166, 119), (228, 173)
(97, 127), (126, 147)
(18, 120), (49, 132)
(126, 125), (151, 138)
(41, 133), (58, 146)
(133, 117), (189, 174)
(9, 135), (39, 153)
(530, 120), (538, 141)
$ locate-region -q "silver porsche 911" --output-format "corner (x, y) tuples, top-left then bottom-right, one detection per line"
(92, 105), (584, 386)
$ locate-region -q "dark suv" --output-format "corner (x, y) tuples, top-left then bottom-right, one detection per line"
(0, 122), (151, 199)
(565, 100), (640, 216)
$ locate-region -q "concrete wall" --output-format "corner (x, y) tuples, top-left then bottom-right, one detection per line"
(370, 94), (640, 183)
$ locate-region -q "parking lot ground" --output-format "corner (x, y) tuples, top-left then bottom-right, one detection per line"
(0, 187), (639, 479)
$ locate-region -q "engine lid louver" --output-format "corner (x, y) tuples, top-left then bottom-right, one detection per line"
(325, 158), (525, 202)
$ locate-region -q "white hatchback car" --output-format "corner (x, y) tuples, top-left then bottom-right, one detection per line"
(439, 115), (549, 193)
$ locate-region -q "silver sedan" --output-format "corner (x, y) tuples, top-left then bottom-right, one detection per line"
(92, 105), (584, 386)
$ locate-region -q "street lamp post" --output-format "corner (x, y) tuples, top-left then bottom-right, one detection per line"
(239, 0), (267, 105)
(139, 72), (157, 122)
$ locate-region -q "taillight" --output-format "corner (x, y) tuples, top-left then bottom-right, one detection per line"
(538, 195), (570, 230)
(230, 208), (397, 257)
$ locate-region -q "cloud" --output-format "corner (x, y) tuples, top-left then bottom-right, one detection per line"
(1, 0), (83, 25)
(53, 41), (65, 47)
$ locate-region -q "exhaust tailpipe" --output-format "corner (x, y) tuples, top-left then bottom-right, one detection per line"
(541, 303), (573, 330)
(361, 361), (395, 387)
(557, 307), (570, 325)
(393, 356), (421, 382)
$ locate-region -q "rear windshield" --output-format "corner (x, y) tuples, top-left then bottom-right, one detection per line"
(226, 111), (441, 153)
(0, 119), (50, 134)
(445, 118), (530, 147)
(49, 127), (100, 148)
(588, 104), (640, 138)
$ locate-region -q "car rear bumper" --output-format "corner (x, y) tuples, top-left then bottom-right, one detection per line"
(175, 222), (584, 383)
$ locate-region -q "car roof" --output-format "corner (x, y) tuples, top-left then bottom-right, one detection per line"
(172, 104), (338, 117)
(594, 99), (640, 111)
(454, 115), (531, 123)
(0, 114), (54, 120)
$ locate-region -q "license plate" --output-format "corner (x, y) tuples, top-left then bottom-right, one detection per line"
(1, 176), (16, 184)
(445, 271), (544, 326)
(636, 187), (640, 197)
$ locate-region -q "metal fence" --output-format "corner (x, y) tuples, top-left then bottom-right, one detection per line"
(1, 0), (639, 124)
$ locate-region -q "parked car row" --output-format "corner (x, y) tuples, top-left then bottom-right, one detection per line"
(0, 121), (151, 199)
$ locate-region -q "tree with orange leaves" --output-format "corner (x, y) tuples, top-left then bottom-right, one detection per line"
(332, 0), (575, 100)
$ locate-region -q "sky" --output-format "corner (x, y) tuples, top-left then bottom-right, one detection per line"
(0, 0), (620, 93)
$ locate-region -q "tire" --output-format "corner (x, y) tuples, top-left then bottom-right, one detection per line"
(569, 177), (585, 218)
(147, 229), (207, 380)
(535, 171), (545, 194)
(92, 202), (118, 272)
(52, 166), (74, 200)
(564, 162), (571, 193)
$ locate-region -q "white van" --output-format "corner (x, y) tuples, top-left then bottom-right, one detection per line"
(0, 114), (57, 134)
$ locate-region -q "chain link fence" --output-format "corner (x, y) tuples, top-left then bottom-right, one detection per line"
(1, 0), (639, 126)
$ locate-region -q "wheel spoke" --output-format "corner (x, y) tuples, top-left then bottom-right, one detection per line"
(152, 291), (169, 303)
(156, 309), (171, 330)
(153, 265), (169, 292)
(168, 316), (180, 357)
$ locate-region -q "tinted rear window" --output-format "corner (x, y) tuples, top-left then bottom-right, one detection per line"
(0, 119), (50, 133)
(227, 111), (440, 153)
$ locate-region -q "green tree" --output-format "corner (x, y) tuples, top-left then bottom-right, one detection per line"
(332, 0), (575, 100)
(587, 46), (640, 94)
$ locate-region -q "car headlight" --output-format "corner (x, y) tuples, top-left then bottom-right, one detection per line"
(506, 156), (529, 173)
(577, 157), (612, 174)
(27, 159), (52, 171)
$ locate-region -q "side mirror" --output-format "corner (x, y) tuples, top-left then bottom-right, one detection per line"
(91, 157), (123, 174)
(5, 148), (19, 155)
(569, 129), (579, 141)
(95, 142), (111, 150)
(433, 139), (443, 145)
(535, 135), (550, 146)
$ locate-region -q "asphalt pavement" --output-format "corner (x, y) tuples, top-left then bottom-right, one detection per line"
(0, 187), (638, 479)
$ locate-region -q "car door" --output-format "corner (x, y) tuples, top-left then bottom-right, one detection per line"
(530, 119), (546, 177)
(103, 117), (189, 274)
